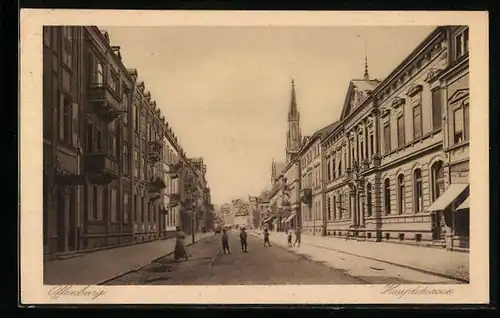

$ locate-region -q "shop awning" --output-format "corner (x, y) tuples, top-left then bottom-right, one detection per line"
(284, 213), (296, 223)
(457, 197), (470, 210)
(427, 183), (469, 211)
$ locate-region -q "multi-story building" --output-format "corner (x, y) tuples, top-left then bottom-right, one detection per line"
(298, 123), (337, 235)
(320, 26), (469, 250)
(130, 75), (165, 243)
(161, 124), (184, 238)
(257, 190), (271, 228)
(43, 26), (212, 260)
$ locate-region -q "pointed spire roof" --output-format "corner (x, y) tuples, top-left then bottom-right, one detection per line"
(364, 56), (369, 80)
(289, 78), (298, 117)
(363, 37), (370, 80)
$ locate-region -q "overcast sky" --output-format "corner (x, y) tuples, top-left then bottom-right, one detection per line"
(103, 26), (436, 205)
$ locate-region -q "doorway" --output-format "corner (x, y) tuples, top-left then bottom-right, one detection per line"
(56, 188), (67, 253)
(68, 188), (77, 251)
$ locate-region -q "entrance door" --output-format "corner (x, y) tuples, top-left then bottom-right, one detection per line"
(56, 189), (66, 253)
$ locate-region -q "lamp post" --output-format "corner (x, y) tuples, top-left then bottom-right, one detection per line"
(191, 201), (196, 244)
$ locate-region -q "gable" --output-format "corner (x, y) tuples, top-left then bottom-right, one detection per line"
(448, 88), (469, 105)
(340, 82), (355, 120)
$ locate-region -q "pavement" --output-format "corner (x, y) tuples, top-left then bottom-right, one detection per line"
(43, 232), (214, 285)
(104, 231), (463, 285)
(248, 230), (469, 283)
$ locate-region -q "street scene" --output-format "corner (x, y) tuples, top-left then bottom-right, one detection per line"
(104, 229), (464, 285)
(42, 24), (470, 287)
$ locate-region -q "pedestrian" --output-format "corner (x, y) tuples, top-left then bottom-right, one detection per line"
(174, 226), (190, 261)
(221, 228), (231, 254)
(287, 228), (293, 247)
(293, 227), (301, 247)
(263, 228), (272, 247)
(240, 227), (248, 253)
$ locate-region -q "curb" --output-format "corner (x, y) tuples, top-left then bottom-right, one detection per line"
(98, 234), (215, 285)
(248, 233), (469, 284)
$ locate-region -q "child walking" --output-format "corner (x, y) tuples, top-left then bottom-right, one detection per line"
(263, 228), (272, 247)
(240, 227), (248, 253)
(222, 228), (231, 254)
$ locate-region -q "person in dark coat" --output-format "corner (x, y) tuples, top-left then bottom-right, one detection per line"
(240, 227), (248, 253)
(263, 228), (272, 247)
(221, 228), (231, 254)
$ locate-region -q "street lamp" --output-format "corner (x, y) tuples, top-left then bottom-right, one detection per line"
(191, 201), (196, 244)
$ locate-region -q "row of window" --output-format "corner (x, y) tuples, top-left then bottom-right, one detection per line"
(301, 143), (321, 168)
(85, 186), (159, 223)
(304, 161), (446, 222)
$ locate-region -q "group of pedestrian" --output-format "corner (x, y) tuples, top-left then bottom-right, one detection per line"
(220, 226), (302, 253)
(287, 227), (301, 247)
(174, 225), (302, 261)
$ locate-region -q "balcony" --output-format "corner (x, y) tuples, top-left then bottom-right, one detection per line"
(84, 152), (119, 185)
(148, 177), (166, 194)
(300, 188), (312, 206)
(148, 140), (162, 164)
(87, 84), (125, 123)
(167, 162), (182, 179)
(168, 193), (182, 206)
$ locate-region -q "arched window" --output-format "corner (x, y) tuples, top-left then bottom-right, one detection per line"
(414, 169), (423, 212)
(96, 62), (104, 85)
(339, 193), (343, 219)
(431, 161), (445, 202)
(366, 183), (372, 217)
(384, 179), (391, 215)
(397, 174), (405, 214)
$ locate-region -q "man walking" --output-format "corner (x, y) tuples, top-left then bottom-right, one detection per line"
(263, 228), (272, 247)
(293, 227), (301, 247)
(221, 228), (231, 254)
(240, 227), (248, 253)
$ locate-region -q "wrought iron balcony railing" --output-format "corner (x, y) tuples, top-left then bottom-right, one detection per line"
(148, 140), (162, 164)
(84, 152), (119, 185)
(87, 83), (125, 123)
(148, 177), (166, 193)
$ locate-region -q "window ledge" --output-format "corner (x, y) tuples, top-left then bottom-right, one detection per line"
(445, 140), (469, 152)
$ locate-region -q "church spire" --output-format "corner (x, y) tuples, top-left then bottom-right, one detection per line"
(363, 37), (370, 80)
(289, 78), (298, 118)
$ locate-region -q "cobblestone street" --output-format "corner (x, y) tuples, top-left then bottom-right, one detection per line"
(104, 230), (463, 285)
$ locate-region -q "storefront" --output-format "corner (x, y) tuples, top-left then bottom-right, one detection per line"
(427, 183), (469, 251)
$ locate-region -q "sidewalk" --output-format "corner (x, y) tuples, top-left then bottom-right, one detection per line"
(249, 230), (469, 282)
(44, 232), (214, 285)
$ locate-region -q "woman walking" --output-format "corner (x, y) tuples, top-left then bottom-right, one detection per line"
(174, 226), (190, 261)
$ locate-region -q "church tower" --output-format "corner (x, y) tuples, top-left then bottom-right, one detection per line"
(286, 79), (302, 163)
(271, 158), (277, 184)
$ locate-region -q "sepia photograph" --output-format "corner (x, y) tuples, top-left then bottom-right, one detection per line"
(20, 10), (489, 304)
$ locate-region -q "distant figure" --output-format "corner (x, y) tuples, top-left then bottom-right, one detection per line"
(174, 226), (190, 261)
(293, 227), (302, 247)
(287, 229), (293, 247)
(240, 227), (248, 253)
(263, 228), (271, 247)
(222, 228), (231, 254)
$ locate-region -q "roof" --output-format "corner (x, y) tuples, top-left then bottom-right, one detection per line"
(319, 121), (340, 141)
(351, 79), (380, 92)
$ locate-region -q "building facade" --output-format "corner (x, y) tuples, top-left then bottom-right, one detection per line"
(319, 26), (469, 250)
(43, 26), (212, 259)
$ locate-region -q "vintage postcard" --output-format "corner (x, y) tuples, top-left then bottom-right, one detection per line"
(20, 10), (489, 304)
